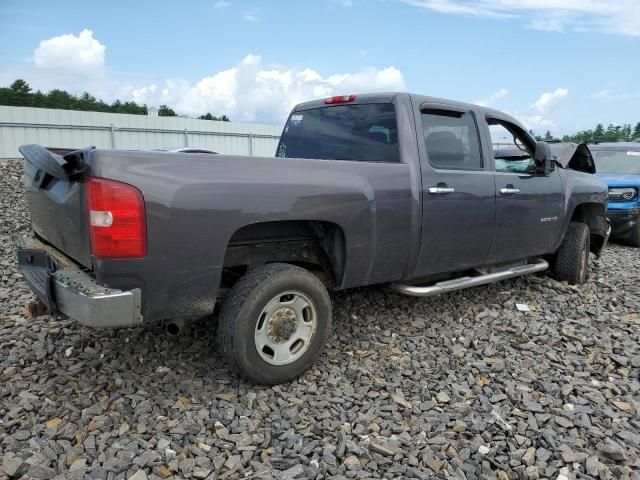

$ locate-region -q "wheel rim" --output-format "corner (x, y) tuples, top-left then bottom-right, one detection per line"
(578, 241), (588, 281)
(254, 291), (318, 366)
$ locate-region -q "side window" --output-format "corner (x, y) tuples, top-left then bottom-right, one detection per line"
(422, 109), (483, 170)
(489, 121), (537, 174)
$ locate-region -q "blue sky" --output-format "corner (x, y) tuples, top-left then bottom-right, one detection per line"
(1, 0), (639, 135)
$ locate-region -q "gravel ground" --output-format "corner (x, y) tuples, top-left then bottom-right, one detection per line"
(1, 159), (639, 480)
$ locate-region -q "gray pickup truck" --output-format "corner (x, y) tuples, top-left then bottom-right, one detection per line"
(17, 93), (610, 384)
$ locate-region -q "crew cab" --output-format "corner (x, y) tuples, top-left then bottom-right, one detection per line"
(588, 141), (640, 246)
(17, 93), (610, 384)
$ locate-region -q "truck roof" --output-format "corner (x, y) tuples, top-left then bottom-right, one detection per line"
(292, 92), (527, 133)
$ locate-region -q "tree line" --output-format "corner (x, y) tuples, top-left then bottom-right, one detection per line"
(0, 79), (230, 121)
(535, 122), (640, 144)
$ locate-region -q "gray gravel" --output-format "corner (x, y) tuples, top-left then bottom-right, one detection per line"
(1, 158), (639, 480)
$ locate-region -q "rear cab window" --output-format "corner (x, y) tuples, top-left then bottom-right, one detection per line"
(276, 103), (399, 162)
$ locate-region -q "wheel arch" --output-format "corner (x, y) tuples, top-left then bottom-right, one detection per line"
(568, 202), (609, 255)
(220, 220), (347, 293)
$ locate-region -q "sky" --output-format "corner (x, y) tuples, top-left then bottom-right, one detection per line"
(0, 0), (639, 135)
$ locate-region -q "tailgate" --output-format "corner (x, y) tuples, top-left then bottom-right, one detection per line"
(20, 145), (93, 269)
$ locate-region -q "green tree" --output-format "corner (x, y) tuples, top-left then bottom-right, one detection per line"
(593, 123), (605, 139)
(10, 79), (31, 95)
(0, 79), (34, 106)
(32, 90), (47, 107)
(0, 87), (14, 106)
(77, 92), (97, 111)
(633, 122), (640, 140)
(199, 112), (230, 122)
(158, 105), (177, 116)
(46, 89), (77, 109)
(0, 78), (231, 120)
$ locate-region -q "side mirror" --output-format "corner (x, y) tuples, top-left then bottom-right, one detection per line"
(534, 141), (554, 175)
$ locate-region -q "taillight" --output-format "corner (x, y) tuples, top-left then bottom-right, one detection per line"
(87, 177), (147, 258)
(324, 95), (357, 105)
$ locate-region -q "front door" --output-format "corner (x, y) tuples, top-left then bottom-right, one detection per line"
(414, 105), (496, 277)
(483, 118), (564, 263)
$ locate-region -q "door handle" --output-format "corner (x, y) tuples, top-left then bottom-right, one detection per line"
(499, 186), (520, 195)
(428, 186), (455, 194)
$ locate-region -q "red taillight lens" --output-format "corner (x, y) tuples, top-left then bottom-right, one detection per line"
(87, 177), (147, 259)
(324, 95), (357, 104)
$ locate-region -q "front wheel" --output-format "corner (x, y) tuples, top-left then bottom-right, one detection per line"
(552, 222), (590, 285)
(218, 263), (332, 384)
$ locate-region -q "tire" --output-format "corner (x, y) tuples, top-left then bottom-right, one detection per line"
(627, 222), (640, 248)
(217, 263), (332, 384)
(553, 222), (590, 285)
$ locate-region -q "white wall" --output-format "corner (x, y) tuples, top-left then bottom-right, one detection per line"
(0, 106), (282, 158)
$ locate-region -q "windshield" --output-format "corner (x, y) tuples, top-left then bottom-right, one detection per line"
(591, 148), (640, 174)
(276, 103), (399, 162)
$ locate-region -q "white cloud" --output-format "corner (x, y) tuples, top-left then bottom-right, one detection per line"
(402, 0), (513, 18)
(242, 8), (260, 22)
(33, 29), (106, 72)
(518, 114), (556, 131)
(214, 1), (231, 7)
(530, 88), (568, 114)
(16, 30), (406, 124)
(471, 88), (566, 131)
(513, 88), (569, 131)
(475, 88), (508, 107)
(590, 88), (640, 100)
(400, 0), (640, 36)
(129, 54), (405, 123)
(131, 84), (157, 104)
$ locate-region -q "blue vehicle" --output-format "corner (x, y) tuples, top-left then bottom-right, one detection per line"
(589, 142), (640, 246)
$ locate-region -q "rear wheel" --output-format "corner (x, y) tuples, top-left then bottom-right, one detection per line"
(218, 263), (332, 384)
(553, 222), (590, 285)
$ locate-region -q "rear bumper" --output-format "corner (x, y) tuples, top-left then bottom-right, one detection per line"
(17, 238), (143, 328)
(607, 208), (639, 238)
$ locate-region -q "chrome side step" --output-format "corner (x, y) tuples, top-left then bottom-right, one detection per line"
(390, 258), (549, 297)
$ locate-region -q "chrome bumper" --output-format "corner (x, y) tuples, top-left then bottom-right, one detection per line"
(18, 238), (143, 328)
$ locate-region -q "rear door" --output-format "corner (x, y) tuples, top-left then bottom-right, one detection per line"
(413, 103), (496, 277)
(482, 117), (563, 262)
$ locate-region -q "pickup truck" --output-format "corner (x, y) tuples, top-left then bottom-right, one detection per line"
(17, 93), (610, 384)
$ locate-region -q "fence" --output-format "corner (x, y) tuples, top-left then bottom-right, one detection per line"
(0, 106), (282, 159)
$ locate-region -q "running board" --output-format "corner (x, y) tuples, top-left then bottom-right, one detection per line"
(390, 258), (549, 297)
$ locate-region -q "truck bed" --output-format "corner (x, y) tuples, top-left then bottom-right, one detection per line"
(21, 146), (415, 322)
